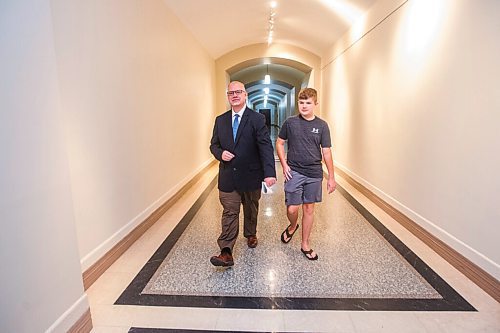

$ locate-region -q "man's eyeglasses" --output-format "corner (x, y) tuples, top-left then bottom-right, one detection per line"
(227, 90), (245, 96)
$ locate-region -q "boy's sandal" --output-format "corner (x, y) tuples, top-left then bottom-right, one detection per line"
(280, 224), (299, 243)
(301, 248), (319, 260)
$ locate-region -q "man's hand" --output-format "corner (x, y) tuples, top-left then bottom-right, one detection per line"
(264, 177), (277, 187)
(282, 165), (293, 181)
(221, 150), (235, 161)
(327, 178), (336, 194)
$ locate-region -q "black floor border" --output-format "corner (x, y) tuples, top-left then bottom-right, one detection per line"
(129, 329), (282, 333)
(115, 176), (475, 311)
(128, 327), (285, 333)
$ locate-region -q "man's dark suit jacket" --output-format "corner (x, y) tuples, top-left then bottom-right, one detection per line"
(210, 107), (276, 193)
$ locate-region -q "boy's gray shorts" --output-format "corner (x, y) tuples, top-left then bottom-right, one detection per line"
(284, 170), (323, 206)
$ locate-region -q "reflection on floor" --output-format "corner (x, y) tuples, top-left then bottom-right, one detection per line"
(144, 181), (441, 299)
(116, 175), (473, 311)
(88, 164), (500, 333)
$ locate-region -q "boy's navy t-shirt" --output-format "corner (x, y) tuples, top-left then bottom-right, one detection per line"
(278, 115), (331, 178)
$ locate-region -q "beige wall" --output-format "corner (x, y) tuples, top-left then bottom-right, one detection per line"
(0, 1), (87, 332)
(50, 0), (216, 270)
(322, 0), (500, 279)
(1, 0), (216, 330)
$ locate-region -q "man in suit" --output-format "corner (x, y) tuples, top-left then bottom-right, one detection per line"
(209, 81), (277, 267)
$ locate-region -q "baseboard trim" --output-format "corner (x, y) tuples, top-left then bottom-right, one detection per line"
(67, 309), (92, 333)
(335, 167), (500, 303)
(82, 160), (216, 290)
(45, 294), (90, 333)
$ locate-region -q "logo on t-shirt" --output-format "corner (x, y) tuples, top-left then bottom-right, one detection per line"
(311, 128), (319, 134)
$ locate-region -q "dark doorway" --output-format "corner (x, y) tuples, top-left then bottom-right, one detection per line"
(259, 108), (271, 128)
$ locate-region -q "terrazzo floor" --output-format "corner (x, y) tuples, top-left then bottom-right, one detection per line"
(88, 163), (500, 332)
(143, 179), (440, 299)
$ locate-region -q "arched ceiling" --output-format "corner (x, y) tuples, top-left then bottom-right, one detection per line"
(231, 64), (300, 119)
(162, 1), (378, 118)
(163, 0), (378, 59)
(232, 63), (306, 86)
(247, 81), (292, 109)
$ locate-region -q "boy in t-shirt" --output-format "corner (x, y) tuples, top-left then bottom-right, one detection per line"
(276, 88), (336, 260)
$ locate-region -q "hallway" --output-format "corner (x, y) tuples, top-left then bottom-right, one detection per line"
(1, 1), (499, 332)
(86, 164), (498, 332)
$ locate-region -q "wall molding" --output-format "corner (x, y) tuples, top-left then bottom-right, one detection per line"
(46, 295), (91, 333)
(82, 159), (216, 290)
(335, 166), (500, 303)
(67, 309), (92, 333)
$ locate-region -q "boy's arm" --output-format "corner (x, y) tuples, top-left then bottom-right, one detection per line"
(276, 137), (292, 181)
(322, 147), (336, 193)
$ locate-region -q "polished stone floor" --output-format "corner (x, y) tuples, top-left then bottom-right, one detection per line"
(144, 180), (439, 299)
(88, 164), (500, 332)
(115, 167), (473, 311)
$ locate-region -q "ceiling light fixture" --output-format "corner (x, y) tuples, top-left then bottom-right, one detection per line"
(264, 64), (271, 84)
(267, 2), (277, 45)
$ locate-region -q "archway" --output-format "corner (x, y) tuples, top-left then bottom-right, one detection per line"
(214, 43), (321, 120)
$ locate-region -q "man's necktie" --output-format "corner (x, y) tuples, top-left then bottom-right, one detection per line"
(232, 114), (240, 140)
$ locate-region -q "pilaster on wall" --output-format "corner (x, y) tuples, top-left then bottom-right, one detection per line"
(0, 1), (90, 332)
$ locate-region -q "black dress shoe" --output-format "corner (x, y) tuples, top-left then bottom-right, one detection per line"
(247, 235), (258, 248)
(210, 251), (234, 267)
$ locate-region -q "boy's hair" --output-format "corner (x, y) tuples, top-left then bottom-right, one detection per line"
(298, 88), (318, 103)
